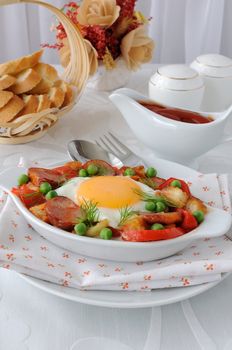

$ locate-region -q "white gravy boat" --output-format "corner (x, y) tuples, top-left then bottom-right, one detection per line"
(109, 88), (232, 165)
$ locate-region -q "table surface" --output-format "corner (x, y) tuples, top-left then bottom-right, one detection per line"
(1, 64), (232, 350)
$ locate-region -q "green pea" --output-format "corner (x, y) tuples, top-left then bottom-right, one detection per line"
(18, 174), (29, 186)
(45, 190), (58, 200)
(100, 228), (113, 240)
(124, 168), (135, 176)
(193, 210), (204, 224)
(151, 223), (164, 230)
(40, 182), (52, 194)
(171, 179), (182, 188)
(146, 167), (157, 178)
(87, 164), (98, 176)
(79, 169), (87, 177)
(155, 201), (166, 212)
(145, 201), (156, 212)
(74, 222), (87, 235)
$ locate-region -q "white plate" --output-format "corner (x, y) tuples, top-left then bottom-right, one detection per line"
(19, 272), (229, 308)
(0, 159), (231, 262)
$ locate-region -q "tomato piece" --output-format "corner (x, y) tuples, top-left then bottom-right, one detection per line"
(142, 211), (182, 225)
(45, 196), (82, 230)
(53, 165), (77, 179)
(133, 166), (146, 178)
(63, 161), (82, 171)
(158, 177), (191, 195)
(116, 166), (129, 176)
(122, 227), (186, 242)
(18, 183), (45, 208)
(83, 160), (115, 176)
(180, 209), (198, 231)
(131, 175), (141, 181)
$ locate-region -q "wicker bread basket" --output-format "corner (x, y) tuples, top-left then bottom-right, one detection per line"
(0, 0), (90, 144)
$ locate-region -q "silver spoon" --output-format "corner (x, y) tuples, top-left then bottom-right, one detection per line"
(67, 139), (123, 167)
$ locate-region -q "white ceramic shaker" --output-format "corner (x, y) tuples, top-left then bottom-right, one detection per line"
(191, 54), (232, 111)
(149, 64), (205, 110)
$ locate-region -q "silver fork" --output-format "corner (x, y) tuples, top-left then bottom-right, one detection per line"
(95, 132), (139, 166)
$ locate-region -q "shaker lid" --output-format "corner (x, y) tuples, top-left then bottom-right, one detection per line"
(191, 54), (232, 78)
(150, 64), (204, 91)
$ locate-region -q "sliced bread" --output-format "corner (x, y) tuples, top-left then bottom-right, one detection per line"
(33, 63), (58, 82)
(0, 91), (14, 109)
(54, 80), (74, 107)
(29, 78), (53, 94)
(62, 84), (74, 107)
(19, 95), (39, 116)
(0, 75), (16, 90)
(48, 87), (65, 108)
(0, 50), (43, 76)
(9, 68), (41, 95)
(0, 95), (25, 123)
(36, 95), (51, 112)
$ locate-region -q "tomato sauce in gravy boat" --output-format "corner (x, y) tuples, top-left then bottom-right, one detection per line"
(109, 88), (232, 166)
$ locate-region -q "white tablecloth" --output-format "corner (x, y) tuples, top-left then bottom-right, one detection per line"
(1, 64), (232, 350)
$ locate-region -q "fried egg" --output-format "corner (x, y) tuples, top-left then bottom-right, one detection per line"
(56, 176), (156, 228)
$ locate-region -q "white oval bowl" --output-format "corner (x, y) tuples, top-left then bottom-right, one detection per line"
(0, 159), (231, 262)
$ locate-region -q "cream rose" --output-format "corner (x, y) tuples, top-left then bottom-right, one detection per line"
(120, 26), (155, 71)
(59, 38), (98, 76)
(77, 0), (120, 27)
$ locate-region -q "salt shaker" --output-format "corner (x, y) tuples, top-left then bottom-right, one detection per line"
(149, 64), (205, 110)
(191, 54), (232, 111)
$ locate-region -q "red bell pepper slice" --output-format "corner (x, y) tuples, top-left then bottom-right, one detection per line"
(18, 183), (45, 208)
(158, 177), (191, 196)
(12, 187), (20, 197)
(180, 209), (198, 231)
(122, 227), (186, 242)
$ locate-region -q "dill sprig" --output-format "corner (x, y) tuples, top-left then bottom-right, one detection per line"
(118, 206), (137, 227)
(133, 188), (176, 207)
(80, 199), (100, 226)
(133, 188), (164, 202)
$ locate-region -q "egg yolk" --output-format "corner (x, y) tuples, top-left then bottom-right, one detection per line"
(77, 176), (141, 208)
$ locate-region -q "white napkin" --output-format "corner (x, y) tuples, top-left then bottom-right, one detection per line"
(0, 173), (232, 291)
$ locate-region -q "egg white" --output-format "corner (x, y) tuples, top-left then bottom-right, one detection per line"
(56, 176), (157, 228)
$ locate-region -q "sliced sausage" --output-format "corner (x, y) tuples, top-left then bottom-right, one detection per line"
(45, 196), (82, 230)
(28, 167), (63, 188)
